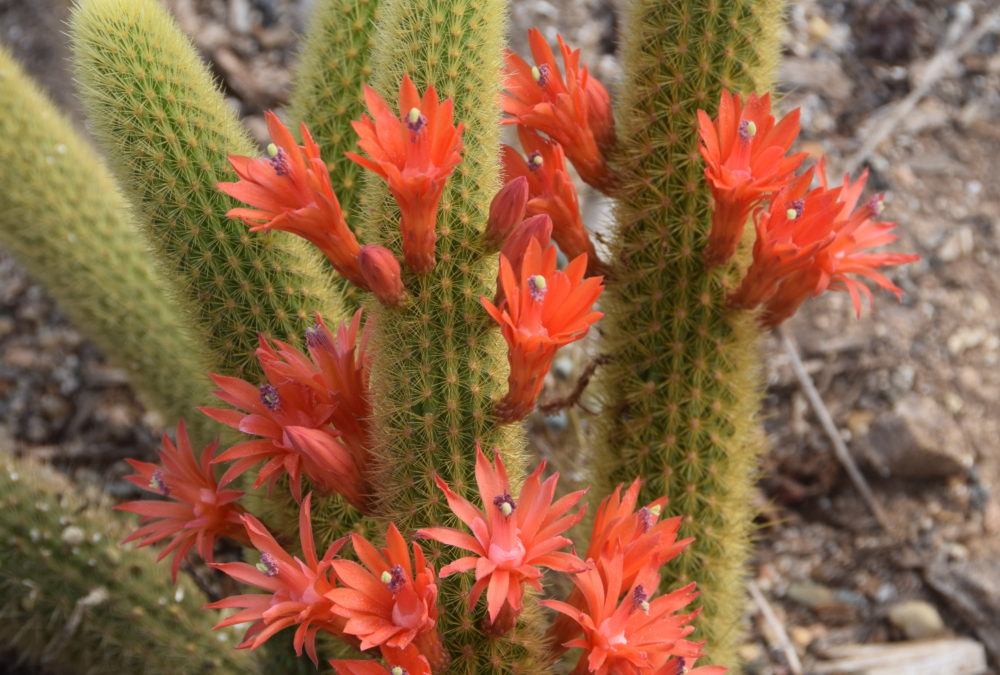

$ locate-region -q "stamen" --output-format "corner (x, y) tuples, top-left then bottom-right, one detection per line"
(531, 64), (550, 87)
(528, 152), (544, 171)
(268, 146), (290, 176)
(390, 668), (407, 675)
(384, 564), (407, 593)
(406, 107), (426, 133)
(528, 275), (547, 302)
(493, 492), (517, 517)
(785, 199), (805, 221)
(639, 507), (654, 533)
(259, 384), (280, 412)
(149, 469), (169, 497)
(256, 552), (278, 577)
(868, 194), (884, 216)
(632, 585), (650, 612)
(738, 119), (757, 142)
(304, 323), (329, 350)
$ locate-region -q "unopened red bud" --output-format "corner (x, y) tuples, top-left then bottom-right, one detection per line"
(501, 214), (553, 275)
(485, 177), (529, 249)
(359, 245), (404, 308)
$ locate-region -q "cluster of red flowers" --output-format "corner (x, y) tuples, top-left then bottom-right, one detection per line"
(698, 91), (919, 326)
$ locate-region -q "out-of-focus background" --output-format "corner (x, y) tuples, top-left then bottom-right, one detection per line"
(1, 0), (998, 672)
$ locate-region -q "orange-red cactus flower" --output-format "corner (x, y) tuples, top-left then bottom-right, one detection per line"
(359, 245), (406, 308)
(541, 550), (714, 675)
(502, 127), (605, 276)
(417, 447), (587, 630)
(482, 239), (604, 423)
(327, 525), (445, 668)
(207, 494), (348, 666)
(347, 75), (464, 275)
(697, 90), (807, 267)
(485, 176), (531, 249)
(117, 421), (247, 582)
(218, 112), (366, 287)
(501, 214), (554, 281)
(503, 28), (615, 191)
(330, 645), (432, 675)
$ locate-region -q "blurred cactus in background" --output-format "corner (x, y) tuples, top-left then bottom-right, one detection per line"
(0, 0), (918, 672)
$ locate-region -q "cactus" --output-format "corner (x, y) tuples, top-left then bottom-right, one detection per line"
(0, 454), (254, 675)
(70, 0), (341, 380)
(593, 0), (785, 665)
(358, 0), (547, 672)
(0, 45), (217, 444)
(289, 0), (380, 310)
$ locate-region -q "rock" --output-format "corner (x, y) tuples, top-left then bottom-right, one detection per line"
(924, 559), (1000, 662)
(787, 580), (836, 609)
(937, 226), (975, 262)
(780, 57), (852, 100)
(862, 394), (971, 480)
(887, 600), (946, 640)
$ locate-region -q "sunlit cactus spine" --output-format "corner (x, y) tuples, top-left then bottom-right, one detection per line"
(593, 0), (786, 665)
(0, 44), (217, 444)
(0, 454), (254, 675)
(70, 0), (341, 379)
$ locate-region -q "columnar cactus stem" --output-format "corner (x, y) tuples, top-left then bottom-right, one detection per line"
(0, 455), (254, 675)
(70, 0), (340, 379)
(0, 45), (216, 444)
(594, 0), (785, 665)
(289, 0), (381, 310)
(361, 0), (546, 671)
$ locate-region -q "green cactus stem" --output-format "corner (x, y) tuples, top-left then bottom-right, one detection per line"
(0, 454), (254, 675)
(0, 44), (216, 444)
(359, 0), (548, 671)
(289, 0), (380, 310)
(70, 0), (341, 380)
(593, 0), (785, 666)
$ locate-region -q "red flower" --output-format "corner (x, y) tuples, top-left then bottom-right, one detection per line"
(359, 245), (405, 308)
(417, 447), (587, 628)
(502, 127), (605, 275)
(118, 422), (247, 582)
(541, 550), (712, 675)
(218, 112), (365, 287)
(482, 239), (604, 423)
(347, 75), (464, 275)
(200, 313), (372, 507)
(330, 645), (432, 675)
(548, 480), (691, 650)
(503, 29), (615, 191)
(697, 90), (806, 267)
(485, 176), (530, 250)
(207, 494), (347, 665)
(327, 525), (444, 668)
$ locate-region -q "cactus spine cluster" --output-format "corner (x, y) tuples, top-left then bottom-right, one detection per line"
(595, 0), (785, 665)
(360, 0), (545, 671)
(0, 454), (253, 675)
(70, 0), (341, 380)
(0, 45), (217, 444)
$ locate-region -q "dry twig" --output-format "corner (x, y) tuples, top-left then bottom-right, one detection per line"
(538, 354), (612, 416)
(748, 580), (804, 675)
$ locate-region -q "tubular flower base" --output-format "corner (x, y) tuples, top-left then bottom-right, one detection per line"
(217, 111), (366, 287)
(417, 447), (587, 630)
(502, 127), (604, 275)
(482, 239), (604, 423)
(697, 90), (806, 267)
(207, 495), (347, 666)
(328, 525), (444, 668)
(117, 421), (247, 582)
(359, 245), (406, 308)
(541, 550), (714, 675)
(347, 75), (464, 275)
(504, 28), (615, 191)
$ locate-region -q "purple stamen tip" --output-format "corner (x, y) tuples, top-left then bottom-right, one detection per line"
(534, 63), (550, 87)
(304, 323), (325, 349)
(406, 107), (427, 134)
(632, 584), (649, 611)
(868, 194), (885, 217)
(386, 564), (407, 593)
(149, 469), (170, 497)
(493, 492), (517, 517)
(788, 199), (805, 220)
(738, 119), (757, 142)
(527, 275), (547, 302)
(260, 552), (279, 577)
(527, 151), (544, 171)
(639, 507), (654, 533)
(259, 384), (280, 411)
(269, 149), (290, 176)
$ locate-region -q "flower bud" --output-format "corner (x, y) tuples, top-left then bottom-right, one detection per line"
(501, 214), (553, 277)
(359, 245), (404, 308)
(485, 176), (530, 249)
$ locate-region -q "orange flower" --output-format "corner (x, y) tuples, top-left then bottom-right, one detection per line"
(117, 421), (247, 582)
(485, 176), (530, 249)
(330, 645), (432, 675)
(697, 90), (806, 267)
(502, 127), (605, 275)
(218, 112), (365, 287)
(548, 480), (691, 650)
(359, 245), (405, 308)
(200, 313), (372, 507)
(504, 29), (615, 191)
(417, 447), (587, 630)
(482, 239), (604, 423)
(207, 495), (347, 666)
(541, 550), (713, 675)
(347, 75), (464, 275)
(327, 525), (444, 668)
